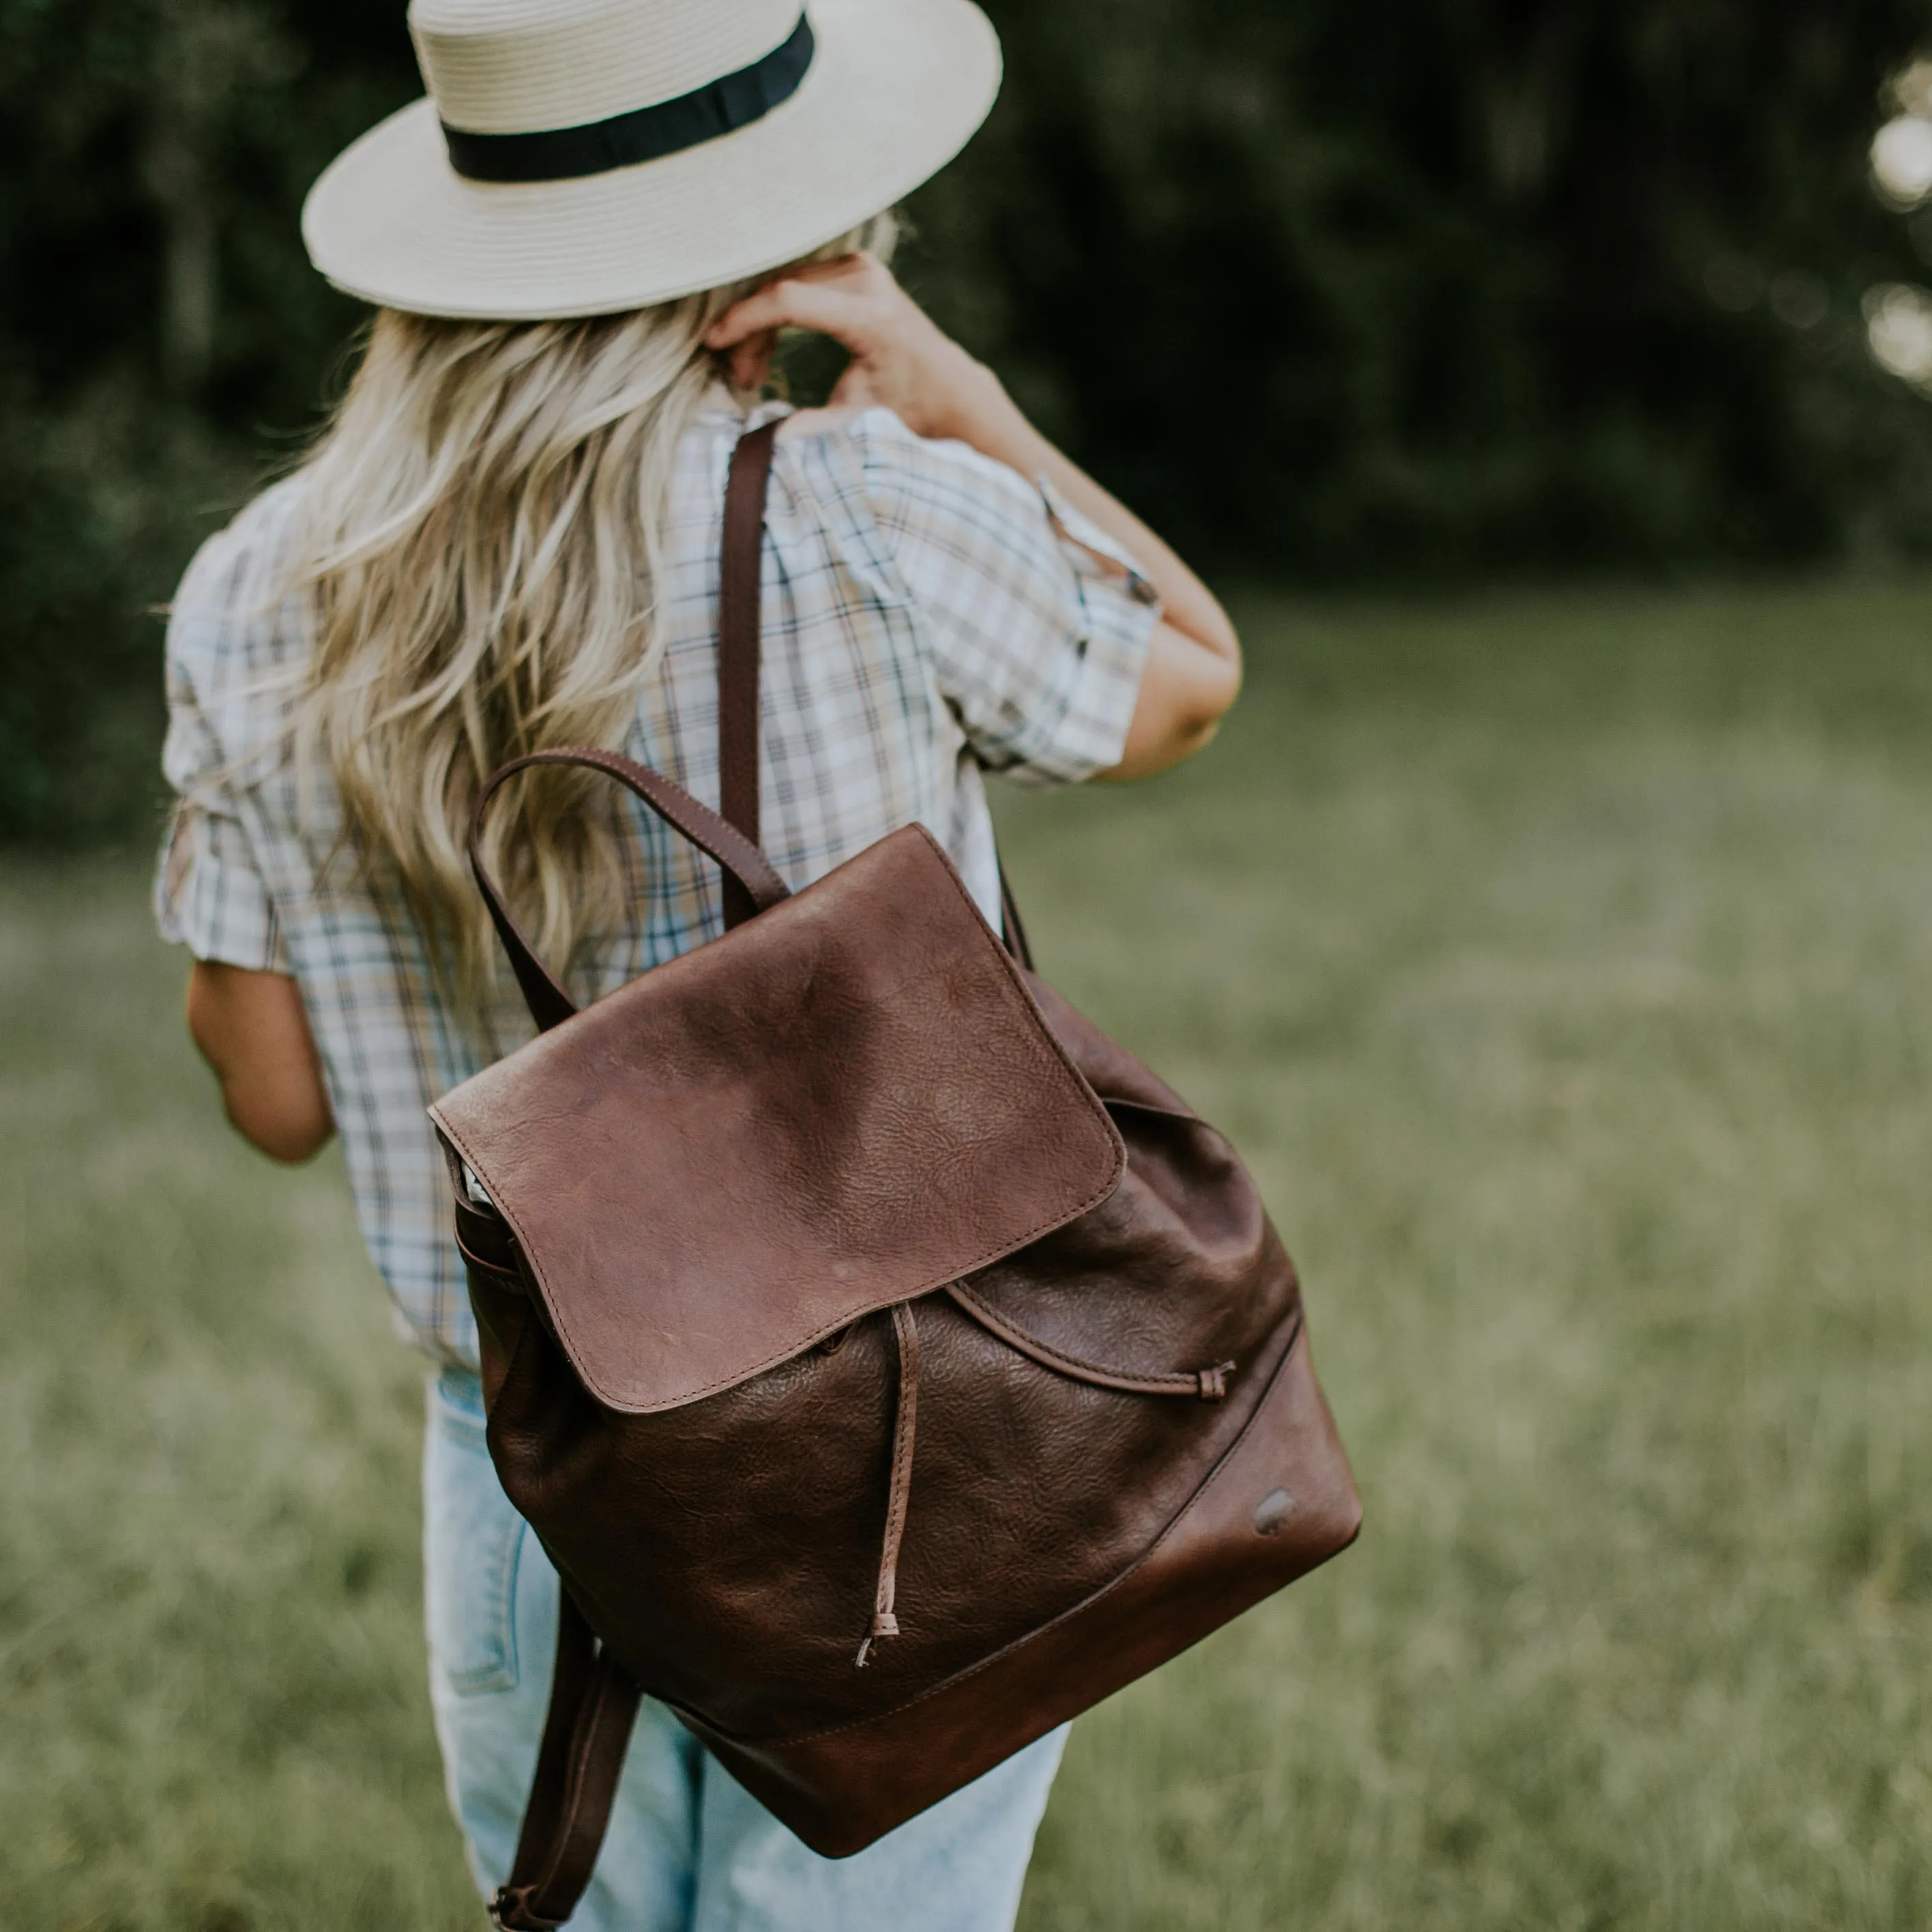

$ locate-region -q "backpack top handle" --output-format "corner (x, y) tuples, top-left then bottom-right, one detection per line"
(467, 745), (793, 1033)
(466, 421), (787, 1034)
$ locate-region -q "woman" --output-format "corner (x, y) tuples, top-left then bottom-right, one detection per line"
(158, 0), (1241, 1924)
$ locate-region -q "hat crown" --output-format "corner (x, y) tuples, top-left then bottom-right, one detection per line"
(410, 0), (803, 136)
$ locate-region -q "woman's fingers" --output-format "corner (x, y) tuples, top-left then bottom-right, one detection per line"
(707, 272), (881, 354)
(705, 251), (997, 444)
(724, 327), (778, 393)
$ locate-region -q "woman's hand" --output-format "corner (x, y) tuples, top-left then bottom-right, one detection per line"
(707, 252), (1014, 448)
(709, 253), (1244, 782)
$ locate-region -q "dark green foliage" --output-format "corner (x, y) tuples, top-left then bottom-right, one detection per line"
(3, 0), (1931, 842)
(0, 0), (417, 844)
(920, 0), (1932, 572)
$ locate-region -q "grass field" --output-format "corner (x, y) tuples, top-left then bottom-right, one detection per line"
(10, 579), (1932, 1930)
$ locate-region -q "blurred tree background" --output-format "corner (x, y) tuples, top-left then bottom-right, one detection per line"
(3, 0), (1931, 845)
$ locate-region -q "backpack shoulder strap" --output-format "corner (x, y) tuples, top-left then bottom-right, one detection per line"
(717, 417), (778, 928)
(488, 422), (780, 1929)
(711, 414), (1043, 967)
(491, 1592), (641, 1931)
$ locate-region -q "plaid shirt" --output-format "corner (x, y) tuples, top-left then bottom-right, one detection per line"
(156, 399), (1158, 1366)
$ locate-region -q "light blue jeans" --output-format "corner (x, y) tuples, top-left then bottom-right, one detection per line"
(423, 1368), (1067, 1931)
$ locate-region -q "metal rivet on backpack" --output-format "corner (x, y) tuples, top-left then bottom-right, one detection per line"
(1253, 1488), (1298, 1536)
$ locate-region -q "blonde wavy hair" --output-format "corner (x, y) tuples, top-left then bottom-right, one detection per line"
(289, 214), (894, 1007)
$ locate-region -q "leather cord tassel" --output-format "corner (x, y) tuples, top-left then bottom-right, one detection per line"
(857, 1303), (920, 1667)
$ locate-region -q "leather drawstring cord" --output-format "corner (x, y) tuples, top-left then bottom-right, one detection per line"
(851, 1296), (1240, 1669)
(857, 1303), (920, 1668)
(946, 1280), (1235, 1403)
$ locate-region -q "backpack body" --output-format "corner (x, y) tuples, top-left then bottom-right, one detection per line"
(427, 426), (1360, 1925)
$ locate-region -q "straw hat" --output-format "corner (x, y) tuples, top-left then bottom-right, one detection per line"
(302, 0), (1001, 321)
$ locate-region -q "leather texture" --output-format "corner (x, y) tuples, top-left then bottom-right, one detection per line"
(433, 821), (1127, 1416)
(433, 422), (1361, 1926)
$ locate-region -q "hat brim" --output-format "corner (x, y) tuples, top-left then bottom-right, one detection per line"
(302, 0), (1000, 321)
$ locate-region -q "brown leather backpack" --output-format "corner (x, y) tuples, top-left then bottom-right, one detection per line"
(430, 423), (1361, 1931)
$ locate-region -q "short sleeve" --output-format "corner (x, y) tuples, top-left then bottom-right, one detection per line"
(853, 410), (1159, 787)
(152, 528), (291, 974)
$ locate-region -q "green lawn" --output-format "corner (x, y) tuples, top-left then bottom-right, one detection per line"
(10, 579), (1932, 1930)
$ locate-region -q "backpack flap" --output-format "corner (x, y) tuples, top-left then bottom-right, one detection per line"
(430, 823), (1125, 1416)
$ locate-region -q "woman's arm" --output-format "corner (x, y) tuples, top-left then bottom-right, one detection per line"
(186, 961), (336, 1163)
(707, 254), (1241, 780)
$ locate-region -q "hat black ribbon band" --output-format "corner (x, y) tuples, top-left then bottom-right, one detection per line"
(441, 13), (815, 185)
